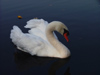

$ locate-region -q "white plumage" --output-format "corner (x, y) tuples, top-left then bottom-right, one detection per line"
(10, 19), (70, 58)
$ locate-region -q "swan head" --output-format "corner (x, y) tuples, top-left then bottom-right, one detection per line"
(48, 21), (69, 42)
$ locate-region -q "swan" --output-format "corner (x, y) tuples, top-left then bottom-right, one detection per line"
(10, 19), (70, 58)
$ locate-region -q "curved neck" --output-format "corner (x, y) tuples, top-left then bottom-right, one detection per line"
(46, 22), (70, 57)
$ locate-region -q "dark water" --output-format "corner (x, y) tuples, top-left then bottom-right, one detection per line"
(0, 0), (100, 75)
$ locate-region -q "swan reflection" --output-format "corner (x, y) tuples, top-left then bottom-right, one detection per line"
(48, 57), (71, 75)
(14, 51), (71, 75)
(14, 51), (55, 71)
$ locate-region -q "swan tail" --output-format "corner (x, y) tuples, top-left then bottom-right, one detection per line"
(10, 26), (23, 42)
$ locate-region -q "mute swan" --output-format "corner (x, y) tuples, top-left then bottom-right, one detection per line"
(10, 19), (70, 58)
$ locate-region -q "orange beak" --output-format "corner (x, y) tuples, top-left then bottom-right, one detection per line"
(64, 33), (69, 42)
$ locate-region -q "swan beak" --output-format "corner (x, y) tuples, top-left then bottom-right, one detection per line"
(64, 33), (69, 42)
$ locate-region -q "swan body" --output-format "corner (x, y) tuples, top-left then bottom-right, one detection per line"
(10, 19), (70, 58)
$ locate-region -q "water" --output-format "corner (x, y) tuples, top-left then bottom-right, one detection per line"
(0, 0), (100, 75)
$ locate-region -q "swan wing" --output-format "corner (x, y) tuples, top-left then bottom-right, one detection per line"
(24, 19), (58, 41)
(24, 19), (48, 33)
(10, 26), (48, 56)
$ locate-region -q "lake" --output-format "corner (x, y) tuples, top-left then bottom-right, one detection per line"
(0, 0), (100, 75)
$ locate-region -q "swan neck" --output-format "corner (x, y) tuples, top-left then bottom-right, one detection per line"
(46, 22), (70, 57)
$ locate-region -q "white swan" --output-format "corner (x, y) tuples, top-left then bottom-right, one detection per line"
(10, 19), (70, 58)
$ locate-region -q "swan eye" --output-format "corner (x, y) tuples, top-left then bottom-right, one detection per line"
(63, 29), (69, 36)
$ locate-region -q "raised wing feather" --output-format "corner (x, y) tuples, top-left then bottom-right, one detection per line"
(24, 19), (57, 41)
(24, 19), (48, 41)
(24, 19), (48, 32)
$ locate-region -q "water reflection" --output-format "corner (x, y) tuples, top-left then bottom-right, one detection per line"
(48, 58), (71, 75)
(14, 51), (55, 71)
(14, 51), (71, 75)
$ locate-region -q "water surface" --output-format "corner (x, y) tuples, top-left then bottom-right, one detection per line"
(0, 0), (100, 75)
